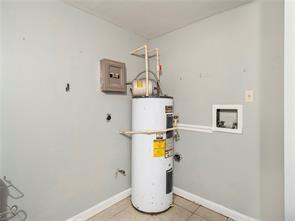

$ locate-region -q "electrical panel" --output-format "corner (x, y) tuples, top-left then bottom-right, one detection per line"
(100, 59), (126, 93)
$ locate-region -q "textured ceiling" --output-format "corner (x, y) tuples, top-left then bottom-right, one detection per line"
(64, 0), (251, 39)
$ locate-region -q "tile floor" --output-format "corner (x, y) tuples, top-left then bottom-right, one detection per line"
(88, 195), (236, 221)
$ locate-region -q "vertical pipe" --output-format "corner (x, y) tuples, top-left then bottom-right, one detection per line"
(130, 45), (145, 55)
(144, 45), (149, 96)
(156, 48), (160, 81)
(156, 48), (160, 96)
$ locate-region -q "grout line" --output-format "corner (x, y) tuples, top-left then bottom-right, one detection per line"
(115, 198), (133, 216)
(194, 204), (229, 220)
(175, 194), (231, 221)
(173, 195), (200, 214)
(186, 212), (212, 221)
(194, 207), (229, 221)
(185, 212), (194, 221)
(173, 203), (195, 214)
(192, 204), (201, 214)
(110, 203), (131, 219)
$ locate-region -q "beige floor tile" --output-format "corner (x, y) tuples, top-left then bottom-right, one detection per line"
(174, 195), (199, 212)
(145, 216), (161, 221)
(108, 204), (150, 221)
(147, 205), (192, 221)
(227, 218), (236, 221)
(89, 197), (231, 221)
(187, 214), (207, 221)
(88, 197), (131, 221)
(195, 206), (227, 221)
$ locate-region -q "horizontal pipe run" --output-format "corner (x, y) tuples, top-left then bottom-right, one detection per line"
(177, 123), (212, 131)
(147, 48), (157, 57)
(120, 127), (177, 135)
(177, 127), (213, 134)
(148, 48), (157, 52)
(120, 124), (213, 136)
(130, 45), (145, 55)
(131, 47), (158, 59)
(131, 54), (146, 58)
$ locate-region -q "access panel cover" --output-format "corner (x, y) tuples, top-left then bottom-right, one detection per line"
(100, 59), (126, 93)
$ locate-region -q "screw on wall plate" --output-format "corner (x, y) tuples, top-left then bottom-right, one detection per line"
(115, 169), (127, 177)
(106, 113), (112, 122)
(66, 83), (70, 92)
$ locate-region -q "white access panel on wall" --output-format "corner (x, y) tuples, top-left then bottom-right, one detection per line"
(212, 105), (243, 134)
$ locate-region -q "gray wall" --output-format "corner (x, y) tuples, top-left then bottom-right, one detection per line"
(150, 2), (284, 220)
(260, 2), (284, 221)
(2, 1), (145, 220)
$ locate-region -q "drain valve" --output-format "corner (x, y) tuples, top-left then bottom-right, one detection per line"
(106, 113), (112, 122)
(173, 153), (182, 162)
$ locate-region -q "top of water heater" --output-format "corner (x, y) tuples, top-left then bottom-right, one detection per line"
(132, 95), (173, 99)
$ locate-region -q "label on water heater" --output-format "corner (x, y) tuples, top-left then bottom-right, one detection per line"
(165, 138), (174, 158)
(153, 139), (166, 157)
(137, 80), (143, 88)
(165, 106), (173, 113)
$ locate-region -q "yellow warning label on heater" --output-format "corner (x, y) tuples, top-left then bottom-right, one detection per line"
(153, 139), (166, 157)
(137, 80), (143, 88)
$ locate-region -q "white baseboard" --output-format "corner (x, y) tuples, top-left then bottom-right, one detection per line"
(66, 188), (131, 221)
(174, 187), (259, 221)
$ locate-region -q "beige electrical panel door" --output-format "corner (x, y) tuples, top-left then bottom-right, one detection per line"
(100, 59), (126, 93)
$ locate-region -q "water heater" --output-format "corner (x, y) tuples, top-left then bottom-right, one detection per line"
(131, 96), (174, 213)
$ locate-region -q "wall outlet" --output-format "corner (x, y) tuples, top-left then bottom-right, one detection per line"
(245, 90), (254, 102)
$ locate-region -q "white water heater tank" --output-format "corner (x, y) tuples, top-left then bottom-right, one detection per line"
(131, 96), (174, 213)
